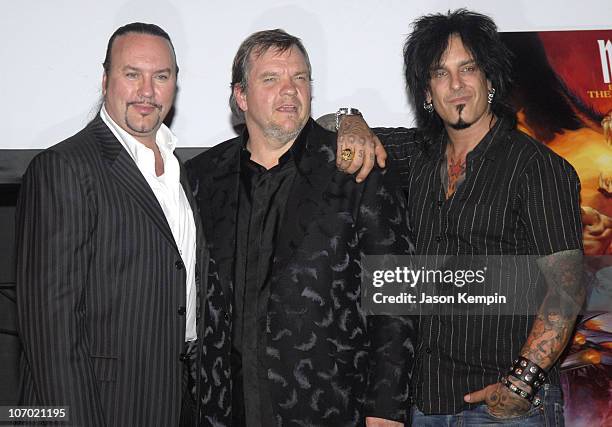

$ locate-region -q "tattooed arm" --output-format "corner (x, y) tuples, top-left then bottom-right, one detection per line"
(465, 250), (584, 418)
(522, 250), (584, 368)
(464, 145), (584, 418)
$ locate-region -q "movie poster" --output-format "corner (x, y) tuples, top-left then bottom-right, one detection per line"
(501, 30), (612, 427)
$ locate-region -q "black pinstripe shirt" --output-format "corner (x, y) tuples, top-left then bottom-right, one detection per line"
(375, 118), (583, 414)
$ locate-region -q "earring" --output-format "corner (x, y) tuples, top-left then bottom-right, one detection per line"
(423, 100), (434, 113)
(487, 88), (496, 104)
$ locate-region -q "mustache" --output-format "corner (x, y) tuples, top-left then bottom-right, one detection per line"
(127, 100), (162, 109)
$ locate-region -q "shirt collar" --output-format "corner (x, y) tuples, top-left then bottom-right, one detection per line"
(437, 116), (509, 162)
(466, 117), (508, 161)
(238, 118), (312, 170)
(100, 104), (178, 163)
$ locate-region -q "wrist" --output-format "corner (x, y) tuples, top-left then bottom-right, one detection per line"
(505, 375), (533, 394)
(335, 107), (362, 131)
(500, 376), (542, 406)
(509, 356), (547, 390)
(499, 355), (548, 407)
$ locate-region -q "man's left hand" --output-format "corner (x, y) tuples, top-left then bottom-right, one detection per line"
(464, 382), (531, 418)
(365, 416), (403, 427)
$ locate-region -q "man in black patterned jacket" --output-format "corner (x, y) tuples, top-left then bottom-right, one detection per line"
(186, 29), (415, 427)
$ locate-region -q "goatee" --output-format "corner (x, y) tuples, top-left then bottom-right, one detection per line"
(450, 104), (471, 130)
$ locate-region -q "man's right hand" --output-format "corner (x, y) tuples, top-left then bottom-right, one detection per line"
(336, 115), (387, 182)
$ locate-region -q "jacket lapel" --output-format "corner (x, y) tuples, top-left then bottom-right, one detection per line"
(273, 120), (338, 270)
(207, 143), (241, 298)
(90, 115), (178, 252)
(180, 162), (209, 339)
(180, 163), (206, 257)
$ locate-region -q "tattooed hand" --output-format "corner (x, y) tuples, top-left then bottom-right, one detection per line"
(336, 115), (387, 182)
(464, 381), (531, 418)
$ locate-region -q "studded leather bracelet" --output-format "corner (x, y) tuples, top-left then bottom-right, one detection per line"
(500, 376), (542, 407)
(499, 356), (547, 407)
(508, 356), (547, 389)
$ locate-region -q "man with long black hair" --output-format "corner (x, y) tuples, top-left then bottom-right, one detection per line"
(335, 9), (584, 426)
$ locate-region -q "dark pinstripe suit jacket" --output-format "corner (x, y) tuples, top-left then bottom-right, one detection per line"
(187, 120), (416, 426)
(15, 116), (210, 427)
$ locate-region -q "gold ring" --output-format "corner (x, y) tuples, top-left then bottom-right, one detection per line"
(341, 148), (354, 161)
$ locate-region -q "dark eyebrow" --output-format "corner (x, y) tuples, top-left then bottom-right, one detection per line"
(122, 65), (173, 74)
(458, 59), (477, 68)
(431, 59), (476, 71)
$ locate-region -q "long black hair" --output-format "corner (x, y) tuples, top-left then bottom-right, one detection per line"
(403, 9), (515, 140)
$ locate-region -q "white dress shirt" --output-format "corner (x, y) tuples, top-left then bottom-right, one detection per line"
(101, 106), (198, 341)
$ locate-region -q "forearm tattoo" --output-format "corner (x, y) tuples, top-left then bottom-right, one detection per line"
(522, 249), (585, 367)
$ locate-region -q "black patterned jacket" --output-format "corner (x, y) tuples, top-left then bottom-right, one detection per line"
(187, 119), (416, 426)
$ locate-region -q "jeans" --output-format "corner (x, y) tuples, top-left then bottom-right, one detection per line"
(410, 384), (565, 426)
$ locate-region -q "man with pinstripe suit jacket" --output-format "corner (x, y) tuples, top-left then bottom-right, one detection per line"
(15, 23), (218, 426)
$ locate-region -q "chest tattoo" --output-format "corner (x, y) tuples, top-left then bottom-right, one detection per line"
(445, 155), (466, 198)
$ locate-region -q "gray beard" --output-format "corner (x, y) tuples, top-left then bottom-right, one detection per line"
(263, 123), (304, 145)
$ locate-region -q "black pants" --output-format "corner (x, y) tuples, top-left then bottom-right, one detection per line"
(179, 339), (199, 427)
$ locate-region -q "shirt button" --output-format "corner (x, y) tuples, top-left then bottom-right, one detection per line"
(179, 352), (187, 362)
(425, 348), (432, 354)
(437, 201), (443, 207)
(177, 306), (186, 315)
(435, 235), (442, 242)
(175, 260), (185, 270)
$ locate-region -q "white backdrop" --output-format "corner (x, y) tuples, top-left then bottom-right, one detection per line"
(2, 0), (611, 149)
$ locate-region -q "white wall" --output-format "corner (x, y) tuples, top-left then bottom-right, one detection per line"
(2, 0), (611, 149)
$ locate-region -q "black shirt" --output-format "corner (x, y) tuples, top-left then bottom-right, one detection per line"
(232, 134), (302, 427)
(376, 118), (583, 414)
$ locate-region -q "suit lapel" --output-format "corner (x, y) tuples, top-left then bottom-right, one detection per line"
(90, 116), (178, 252)
(179, 162), (209, 340)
